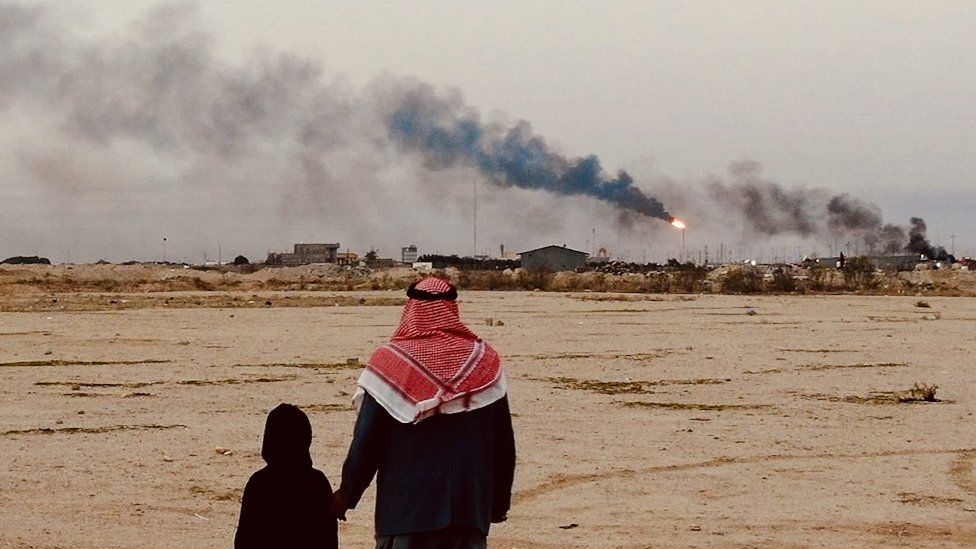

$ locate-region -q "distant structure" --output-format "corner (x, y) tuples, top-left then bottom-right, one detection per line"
(401, 245), (418, 264)
(868, 255), (926, 271)
(266, 243), (339, 266)
(519, 245), (588, 272)
(499, 244), (517, 260)
(804, 254), (923, 271)
(336, 251), (359, 266)
(587, 247), (611, 264)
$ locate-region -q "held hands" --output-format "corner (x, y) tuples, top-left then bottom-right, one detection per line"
(330, 490), (350, 521)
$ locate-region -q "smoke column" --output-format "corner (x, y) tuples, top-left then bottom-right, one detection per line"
(704, 161), (916, 254)
(383, 82), (671, 221)
(906, 217), (949, 260)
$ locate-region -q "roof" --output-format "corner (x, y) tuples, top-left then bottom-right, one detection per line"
(517, 245), (588, 257)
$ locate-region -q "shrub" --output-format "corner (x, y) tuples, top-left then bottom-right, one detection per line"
(766, 268), (796, 293)
(721, 269), (762, 294)
(898, 383), (939, 402)
(807, 265), (830, 291)
(670, 266), (708, 293)
(842, 256), (877, 290)
(514, 269), (553, 291)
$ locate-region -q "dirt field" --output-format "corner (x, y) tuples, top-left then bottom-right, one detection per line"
(2, 290), (975, 548)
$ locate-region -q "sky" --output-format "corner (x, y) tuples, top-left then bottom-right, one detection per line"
(2, 1), (974, 262)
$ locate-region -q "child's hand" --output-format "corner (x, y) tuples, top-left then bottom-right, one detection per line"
(330, 490), (349, 521)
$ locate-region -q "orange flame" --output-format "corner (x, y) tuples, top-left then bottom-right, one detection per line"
(670, 218), (686, 230)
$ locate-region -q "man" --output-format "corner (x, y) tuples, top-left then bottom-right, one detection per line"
(332, 277), (516, 549)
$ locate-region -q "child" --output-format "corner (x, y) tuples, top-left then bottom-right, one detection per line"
(235, 403), (338, 549)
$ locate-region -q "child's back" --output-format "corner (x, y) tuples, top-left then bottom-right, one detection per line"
(235, 404), (338, 549)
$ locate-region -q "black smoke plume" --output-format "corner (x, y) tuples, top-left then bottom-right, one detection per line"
(384, 82), (671, 221)
(705, 161), (924, 255)
(906, 217), (950, 260)
(707, 160), (820, 237)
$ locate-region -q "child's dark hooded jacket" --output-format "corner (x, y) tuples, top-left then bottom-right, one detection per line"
(235, 404), (338, 549)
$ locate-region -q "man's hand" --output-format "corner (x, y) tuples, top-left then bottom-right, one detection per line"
(330, 490), (349, 521)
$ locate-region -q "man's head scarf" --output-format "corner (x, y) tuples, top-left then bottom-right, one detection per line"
(354, 277), (505, 423)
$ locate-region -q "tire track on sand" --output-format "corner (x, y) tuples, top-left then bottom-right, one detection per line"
(515, 447), (976, 504)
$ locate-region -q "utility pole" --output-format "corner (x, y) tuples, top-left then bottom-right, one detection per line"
(472, 179), (477, 257)
(951, 234), (957, 257)
(681, 227), (686, 262)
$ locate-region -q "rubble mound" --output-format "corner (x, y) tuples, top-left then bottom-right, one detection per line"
(1, 256), (51, 265)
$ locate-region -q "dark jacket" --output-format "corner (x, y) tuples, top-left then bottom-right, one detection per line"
(339, 393), (516, 536)
(235, 404), (338, 549)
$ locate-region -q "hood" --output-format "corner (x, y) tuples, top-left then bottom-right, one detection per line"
(261, 403), (313, 468)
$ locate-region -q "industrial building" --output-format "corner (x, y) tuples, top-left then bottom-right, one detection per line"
(266, 243), (340, 266)
(519, 245), (588, 272)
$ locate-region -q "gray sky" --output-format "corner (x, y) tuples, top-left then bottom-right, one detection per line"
(3, 1), (974, 261)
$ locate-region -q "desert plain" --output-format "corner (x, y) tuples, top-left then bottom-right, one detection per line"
(2, 286), (976, 548)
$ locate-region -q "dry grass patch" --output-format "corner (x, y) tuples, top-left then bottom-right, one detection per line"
(744, 368), (784, 375)
(802, 383), (942, 404)
(0, 293), (405, 312)
(300, 403), (352, 413)
(190, 485), (242, 502)
(232, 360), (363, 370)
(574, 294), (697, 302)
(35, 380), (162, 388)
(0, 424), (186, 436)
(526, 350), (673, 361)
(867, 316), (918, 323)
(896, 492), (963, 506)
(621, 401), (771, 412)
(779, 348), (858, 353)
(0, 359), (170, 367)
(546, 376), (729, 395)
(801, 362), (909, 372)
(549, 377), (650, 395)
(177, 375), (296, 386)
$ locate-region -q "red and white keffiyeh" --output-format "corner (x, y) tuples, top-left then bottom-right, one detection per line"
(353, 277), (506, 423)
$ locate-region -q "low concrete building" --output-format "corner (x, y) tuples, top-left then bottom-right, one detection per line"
(401, 245), (418, 263)
(336, 252), (359, 266)
(519, 245), (588, 272)
(266, 243), (339, 266)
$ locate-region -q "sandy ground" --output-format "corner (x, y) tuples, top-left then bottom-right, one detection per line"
(1, 291), (975, 548)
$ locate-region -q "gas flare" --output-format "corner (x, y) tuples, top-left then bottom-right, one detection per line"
(670, 218), (687, 230)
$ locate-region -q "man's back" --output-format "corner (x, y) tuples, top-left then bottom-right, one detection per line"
(339, 393), (516, 536)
